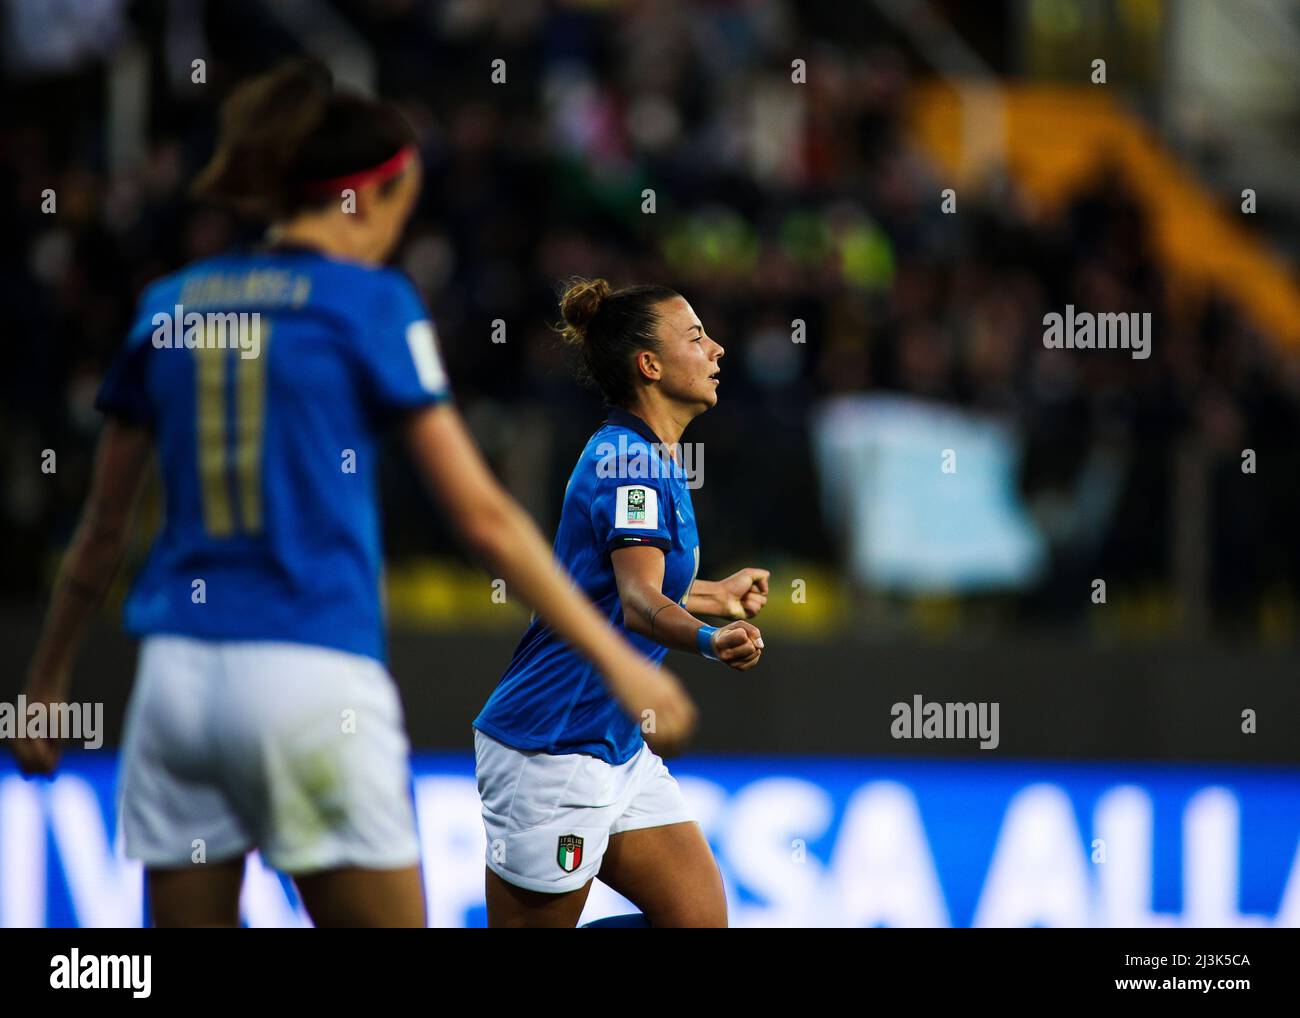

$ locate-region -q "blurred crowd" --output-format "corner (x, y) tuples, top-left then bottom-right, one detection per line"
(3, 0), (1299, 635)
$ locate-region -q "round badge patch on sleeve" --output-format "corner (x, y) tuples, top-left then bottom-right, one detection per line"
(615, 484), (658, 529)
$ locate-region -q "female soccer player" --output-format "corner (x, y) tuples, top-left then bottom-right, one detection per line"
(12, 61), (695, 928)
(473, 278), (770, 927)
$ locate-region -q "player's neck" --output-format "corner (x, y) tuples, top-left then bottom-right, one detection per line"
(268, 217), (375, 265)
(624, 398), (690, 453)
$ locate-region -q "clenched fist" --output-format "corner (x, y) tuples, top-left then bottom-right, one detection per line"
(718, 568), (769, 620)
(709, 619), (764, 670)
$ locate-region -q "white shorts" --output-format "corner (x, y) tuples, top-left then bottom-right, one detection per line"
(119, 635), (419, 874)
(473, 729), (694, 893)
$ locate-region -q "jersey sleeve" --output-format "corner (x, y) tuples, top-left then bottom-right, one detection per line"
(357, 272), (452, 414)
(94, 288), (161, 427)
(589, 446), (675, 555)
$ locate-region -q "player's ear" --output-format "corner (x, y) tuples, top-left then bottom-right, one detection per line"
(634, 349), (661, 383)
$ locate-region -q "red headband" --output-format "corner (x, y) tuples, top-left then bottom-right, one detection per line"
(302, 144), (417, 198)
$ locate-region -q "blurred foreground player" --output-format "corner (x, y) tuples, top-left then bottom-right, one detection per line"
(474, 279), (769, 927)
(13, 62), (695, 928)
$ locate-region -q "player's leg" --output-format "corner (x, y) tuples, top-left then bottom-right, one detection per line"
(293, 865), (426, 927)
(147, 859), (245, 927)
(484, 869), (593, 927)
(598, 821), (726, 927)
(596, 743), (726, 927)
(120, 638), (257, 927)
(474, 730), (623, 926)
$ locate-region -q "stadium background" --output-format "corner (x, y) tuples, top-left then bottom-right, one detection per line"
(1, 0), (1298, 926)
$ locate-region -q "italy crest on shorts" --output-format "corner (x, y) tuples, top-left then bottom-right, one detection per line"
(557, 834), (584, 873)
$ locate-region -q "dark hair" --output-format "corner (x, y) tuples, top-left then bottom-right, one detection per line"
(192, 58), (416, 220)
(558, 278), (680, 406)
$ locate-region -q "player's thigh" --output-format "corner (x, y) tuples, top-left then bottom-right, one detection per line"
(148, 858), (245, 928)
(598, 821), (727, 928)
(293, 864), (425, 928)
(485, 868), (593, 928)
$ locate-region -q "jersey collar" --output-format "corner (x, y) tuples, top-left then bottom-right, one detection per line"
(261, 241), (327, 258)
(603, 407), (664, 447)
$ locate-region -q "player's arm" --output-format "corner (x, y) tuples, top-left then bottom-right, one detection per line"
(612, 545), (764, 671)
(685, 569), (770, 620)
(17, 420), (154, 775)
(402, 403), (696, 751)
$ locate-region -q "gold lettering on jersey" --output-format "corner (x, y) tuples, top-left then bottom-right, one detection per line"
(235, 321), (270, 532)
(179, 272), (312, 310)
(193, 319), (272, 537)
(194, 344), (234, 537)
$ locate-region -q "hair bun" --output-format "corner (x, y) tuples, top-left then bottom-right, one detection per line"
(559, 278), (613, 342)
(554, 279), (681, 405)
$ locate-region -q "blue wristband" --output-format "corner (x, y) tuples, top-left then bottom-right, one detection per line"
(696, 624), (721, 661)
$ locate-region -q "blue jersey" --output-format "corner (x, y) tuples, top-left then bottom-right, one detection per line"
(474, 408), (701, 765)
(95, 246), (451, 662)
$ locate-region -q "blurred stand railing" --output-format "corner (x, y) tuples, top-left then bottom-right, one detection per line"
(873, 0), (1006, 183)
